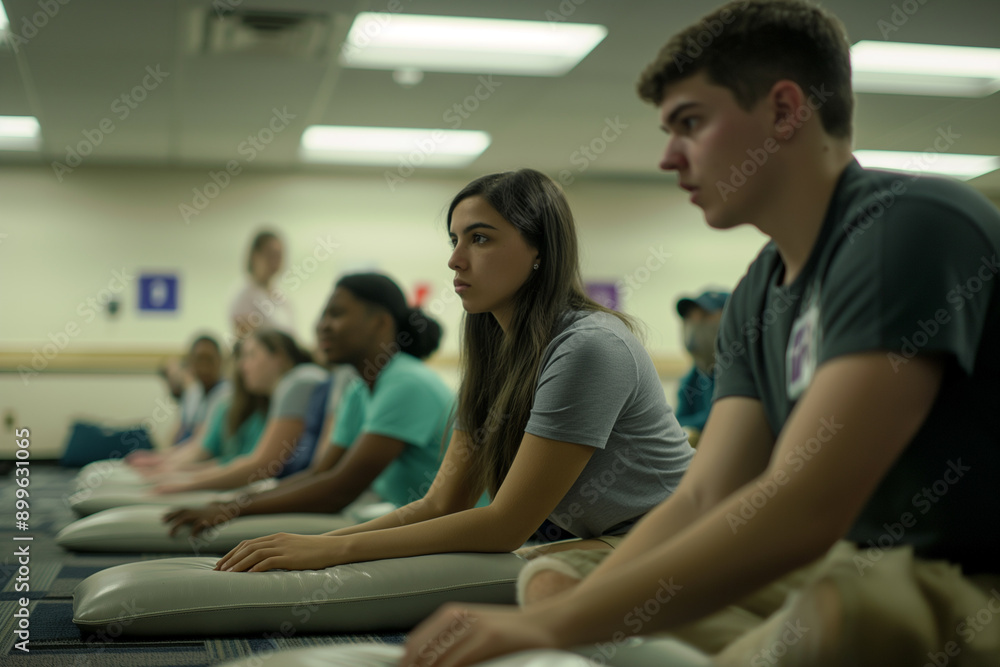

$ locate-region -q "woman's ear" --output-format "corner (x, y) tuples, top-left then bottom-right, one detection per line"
(374, 309), (396, 338)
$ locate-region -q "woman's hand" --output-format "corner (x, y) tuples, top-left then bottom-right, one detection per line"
(400, 604), (559, 667)
(214, 533), (346, 572)
(152, 480), (196, 495)
(137, 465), (168, 479)
(125, 449), (162, 464)
(163, 503), (232, 537)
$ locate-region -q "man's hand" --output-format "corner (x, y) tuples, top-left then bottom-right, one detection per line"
(401, 604), (558, 667)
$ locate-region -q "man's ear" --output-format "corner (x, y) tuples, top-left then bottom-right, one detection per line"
(769, 80), (807, 141)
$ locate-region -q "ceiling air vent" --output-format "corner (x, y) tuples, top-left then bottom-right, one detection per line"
(197, 8), (333, 58)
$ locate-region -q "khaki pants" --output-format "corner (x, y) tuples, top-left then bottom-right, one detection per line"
(521, 541), (1000, 666)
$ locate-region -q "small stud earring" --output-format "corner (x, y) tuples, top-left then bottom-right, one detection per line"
(533, 263), (539, 270)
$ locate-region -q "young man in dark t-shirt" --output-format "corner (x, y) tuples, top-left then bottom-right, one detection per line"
(402, 1), (1000, 666)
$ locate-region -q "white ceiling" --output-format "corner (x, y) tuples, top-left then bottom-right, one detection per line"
(2, 0), (999, 193)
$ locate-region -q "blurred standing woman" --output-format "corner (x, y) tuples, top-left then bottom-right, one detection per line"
(230, 229), (296, 339)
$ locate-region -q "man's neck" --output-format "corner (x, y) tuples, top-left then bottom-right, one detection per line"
(757, 146), (853, 286)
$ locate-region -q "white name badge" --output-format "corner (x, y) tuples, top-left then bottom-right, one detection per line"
(786, 300), (820, 400)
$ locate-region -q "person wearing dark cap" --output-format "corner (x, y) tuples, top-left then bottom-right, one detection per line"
(165, 273), (452, 535)
(675, 290), (729, 446)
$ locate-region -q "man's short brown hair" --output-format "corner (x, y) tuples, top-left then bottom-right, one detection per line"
(637, 0), (854, 139)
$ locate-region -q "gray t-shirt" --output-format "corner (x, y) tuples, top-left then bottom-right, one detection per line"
(525, 310), (694, 538)
(269, 363), (330, 420)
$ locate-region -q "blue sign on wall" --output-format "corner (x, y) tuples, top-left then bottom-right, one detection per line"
(138, 274), (178, 312)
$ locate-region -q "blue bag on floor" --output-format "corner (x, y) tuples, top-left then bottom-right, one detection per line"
(60, 421), (153, 467)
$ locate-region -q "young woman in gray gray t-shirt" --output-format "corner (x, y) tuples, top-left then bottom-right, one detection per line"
(214, 169), (694, 575)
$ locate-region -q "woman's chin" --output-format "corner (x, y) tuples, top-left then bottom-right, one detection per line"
(244, 380), (265, 394)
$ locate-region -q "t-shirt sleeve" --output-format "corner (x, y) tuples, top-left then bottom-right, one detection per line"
(199, 382), (231, 429)
(199, 398), (230, 458)
(361, 375), (452, 448)
(331, 381), (365, 447)
(269, 366), (328, 420)
(675, 369), (697, 418)
(820, 199), (994, 375)
(713, 279), (760, 401)
(523, 327), (637, 449)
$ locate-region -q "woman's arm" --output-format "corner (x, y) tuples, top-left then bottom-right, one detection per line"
(165, 434), (400, 535)
(325, 429), (480, 537)
(303, 411), (345, 474)
(166, 429), (213, 466)
(267, 412), (343, 486)
(133, 429), (212, 478)
(215, 431), (596, 572)
(154, 417), (303, 493)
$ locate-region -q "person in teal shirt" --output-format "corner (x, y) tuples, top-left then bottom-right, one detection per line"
(332, 346), (454, 507)
(200, 396), (268, 465)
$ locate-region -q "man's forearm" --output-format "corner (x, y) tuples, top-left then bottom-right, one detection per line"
(539, 474), (837, 648)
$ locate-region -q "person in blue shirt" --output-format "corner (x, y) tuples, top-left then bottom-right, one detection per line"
(674, 290), (729, 446)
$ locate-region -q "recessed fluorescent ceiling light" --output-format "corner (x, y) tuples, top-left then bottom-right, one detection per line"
(0, 116), (41, 151)
(340, 13), (607, 76)
(0, 2), (9, 34)
(854, 150), (1000, 181)
(851, 41), (1000, 97)
(300, 126), (490, 167)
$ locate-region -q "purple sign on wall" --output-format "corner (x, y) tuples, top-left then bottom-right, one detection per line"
(586, 282), (620, 311)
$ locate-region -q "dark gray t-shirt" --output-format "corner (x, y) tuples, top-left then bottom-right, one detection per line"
(525, 310), (694, 539)
(715, 159), (1000, 574)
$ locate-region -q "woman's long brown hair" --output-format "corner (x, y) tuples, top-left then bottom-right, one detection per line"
(226, 329), (310, 436)
(449, 169), (635, 498)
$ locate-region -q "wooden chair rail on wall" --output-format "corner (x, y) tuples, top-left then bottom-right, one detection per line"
(0, 349), (691, 380)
